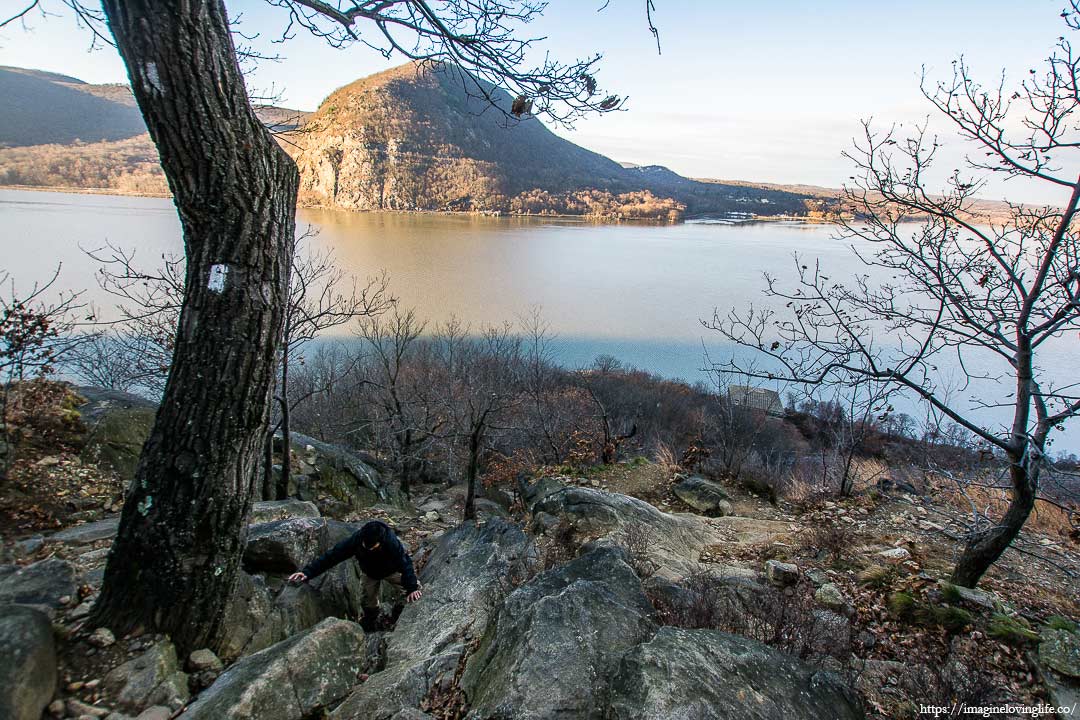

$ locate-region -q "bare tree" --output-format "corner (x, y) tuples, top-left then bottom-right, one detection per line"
(795, 382), (892, 497)
(433, 319), (523, 520)
(580, 358), (638, 465)
(75, 243), (185, 397)
(271, 237), (393, 499)
(708, 4), (1080, 587)
(356, 306), (445, 496)
(518, 307), (568, 463)
(699, 369), (770, 480)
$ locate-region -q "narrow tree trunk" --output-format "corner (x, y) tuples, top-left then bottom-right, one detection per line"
(261, 370), (278, 501)
(277, 355), (291, 500)
(91, 0), (298, 653)
(400, 427), (413, 497)
(261, 427), (274, 501)
(464, 426), (482, 521)
(950, 454), (1038, 587)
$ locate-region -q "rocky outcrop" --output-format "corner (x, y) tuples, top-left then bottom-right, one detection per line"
(218, 571), (330, 662)
(673, 475), (733, 515)
(76, 386), (157, 482)
(330, 519), (528, 719)
(290, 431), (397, 510)
(181, 618), (366, 720)
(1040, 627), (1080, 679)
(1039, 627), (1080, 707)
(248, 499), (320, 525)
(461, 546), (655, 719)
(606, 627), (864, 719)
(0, 605), (56, 720)
(532, 485), (727, 578)
(102, 639), (190, 714)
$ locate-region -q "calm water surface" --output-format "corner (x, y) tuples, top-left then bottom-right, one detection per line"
(2, 188), (1077, 451)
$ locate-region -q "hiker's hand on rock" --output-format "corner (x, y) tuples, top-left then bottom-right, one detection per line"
(406, 589), (422, 603)
(288, 572), (307, 585)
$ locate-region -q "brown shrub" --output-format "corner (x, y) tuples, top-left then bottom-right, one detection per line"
(648, 571), (840, 659)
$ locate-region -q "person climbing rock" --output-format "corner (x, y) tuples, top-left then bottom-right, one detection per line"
(288, 519), (422, 632)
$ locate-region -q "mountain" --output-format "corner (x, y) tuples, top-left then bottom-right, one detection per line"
(0, 62), (812, 218)
(0, 66), (310, 194)
(291, 62), (811, 218)
(0, 66), (145, 147)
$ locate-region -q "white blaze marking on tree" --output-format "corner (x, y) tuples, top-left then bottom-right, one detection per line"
(208, 264), (229, 293)
(143, 62), (162, 93)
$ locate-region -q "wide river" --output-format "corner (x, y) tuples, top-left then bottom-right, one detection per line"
(2, 188), (1077, 453)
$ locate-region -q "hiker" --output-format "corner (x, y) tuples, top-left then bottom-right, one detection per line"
(288, 520), (422, 631)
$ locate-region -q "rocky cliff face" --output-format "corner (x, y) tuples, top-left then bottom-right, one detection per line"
(291, 62), (810, 217)
(291, 62), (623, 213)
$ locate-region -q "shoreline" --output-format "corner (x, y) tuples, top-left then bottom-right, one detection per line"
(0, 184), (824, 225)
(0, 184), (171, 199)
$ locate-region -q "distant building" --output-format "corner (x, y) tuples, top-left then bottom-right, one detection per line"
(727, 385), (785, 416)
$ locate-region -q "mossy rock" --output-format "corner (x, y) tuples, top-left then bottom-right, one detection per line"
(317, 465), (380, 510)
(939, 582), (962, 604)
(80, 406), (156, 482)
(1040, 627), (1080, 678)
(988, 613), (1040, 646)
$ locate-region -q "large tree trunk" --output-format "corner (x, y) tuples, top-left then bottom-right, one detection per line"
(91, 0), (299, 653)
(950, 455), (1038, 587)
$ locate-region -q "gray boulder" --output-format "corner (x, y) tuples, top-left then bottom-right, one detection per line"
(228, 509), (411, 661)
(330, 520), (529, 720)
(815, 583), (850, 615)
(249, 499), (320, 525)
(180, 618), (365, 720)
(49, 518), (120, 546)
(0, 605), (56, 720)
(673, 476), (733, 515)
(243, 517), (357, 574)
(521, 476), (566, 511)
(461, 546), (655, 719)
(1040, 628), (1080, 679)
(765, 559), (800, 587)
(606, 627), (864, 719)
(218, 567), (357, 663)
(0, 558), (77, 611)
(533, 486), (727, 579)
(102, 640), (189, 713)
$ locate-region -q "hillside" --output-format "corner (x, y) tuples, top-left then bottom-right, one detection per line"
(0, 66), (145, 147)
(0, 66), (310, 195)
(291, 62), (811, 218)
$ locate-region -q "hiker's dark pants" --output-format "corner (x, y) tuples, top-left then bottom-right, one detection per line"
(362, 572), (404, 609)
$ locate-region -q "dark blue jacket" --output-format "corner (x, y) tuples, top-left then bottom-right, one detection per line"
(301, 521), (419, 592)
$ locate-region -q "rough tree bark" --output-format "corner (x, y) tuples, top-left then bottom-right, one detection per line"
(91, 0), (299, 652)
